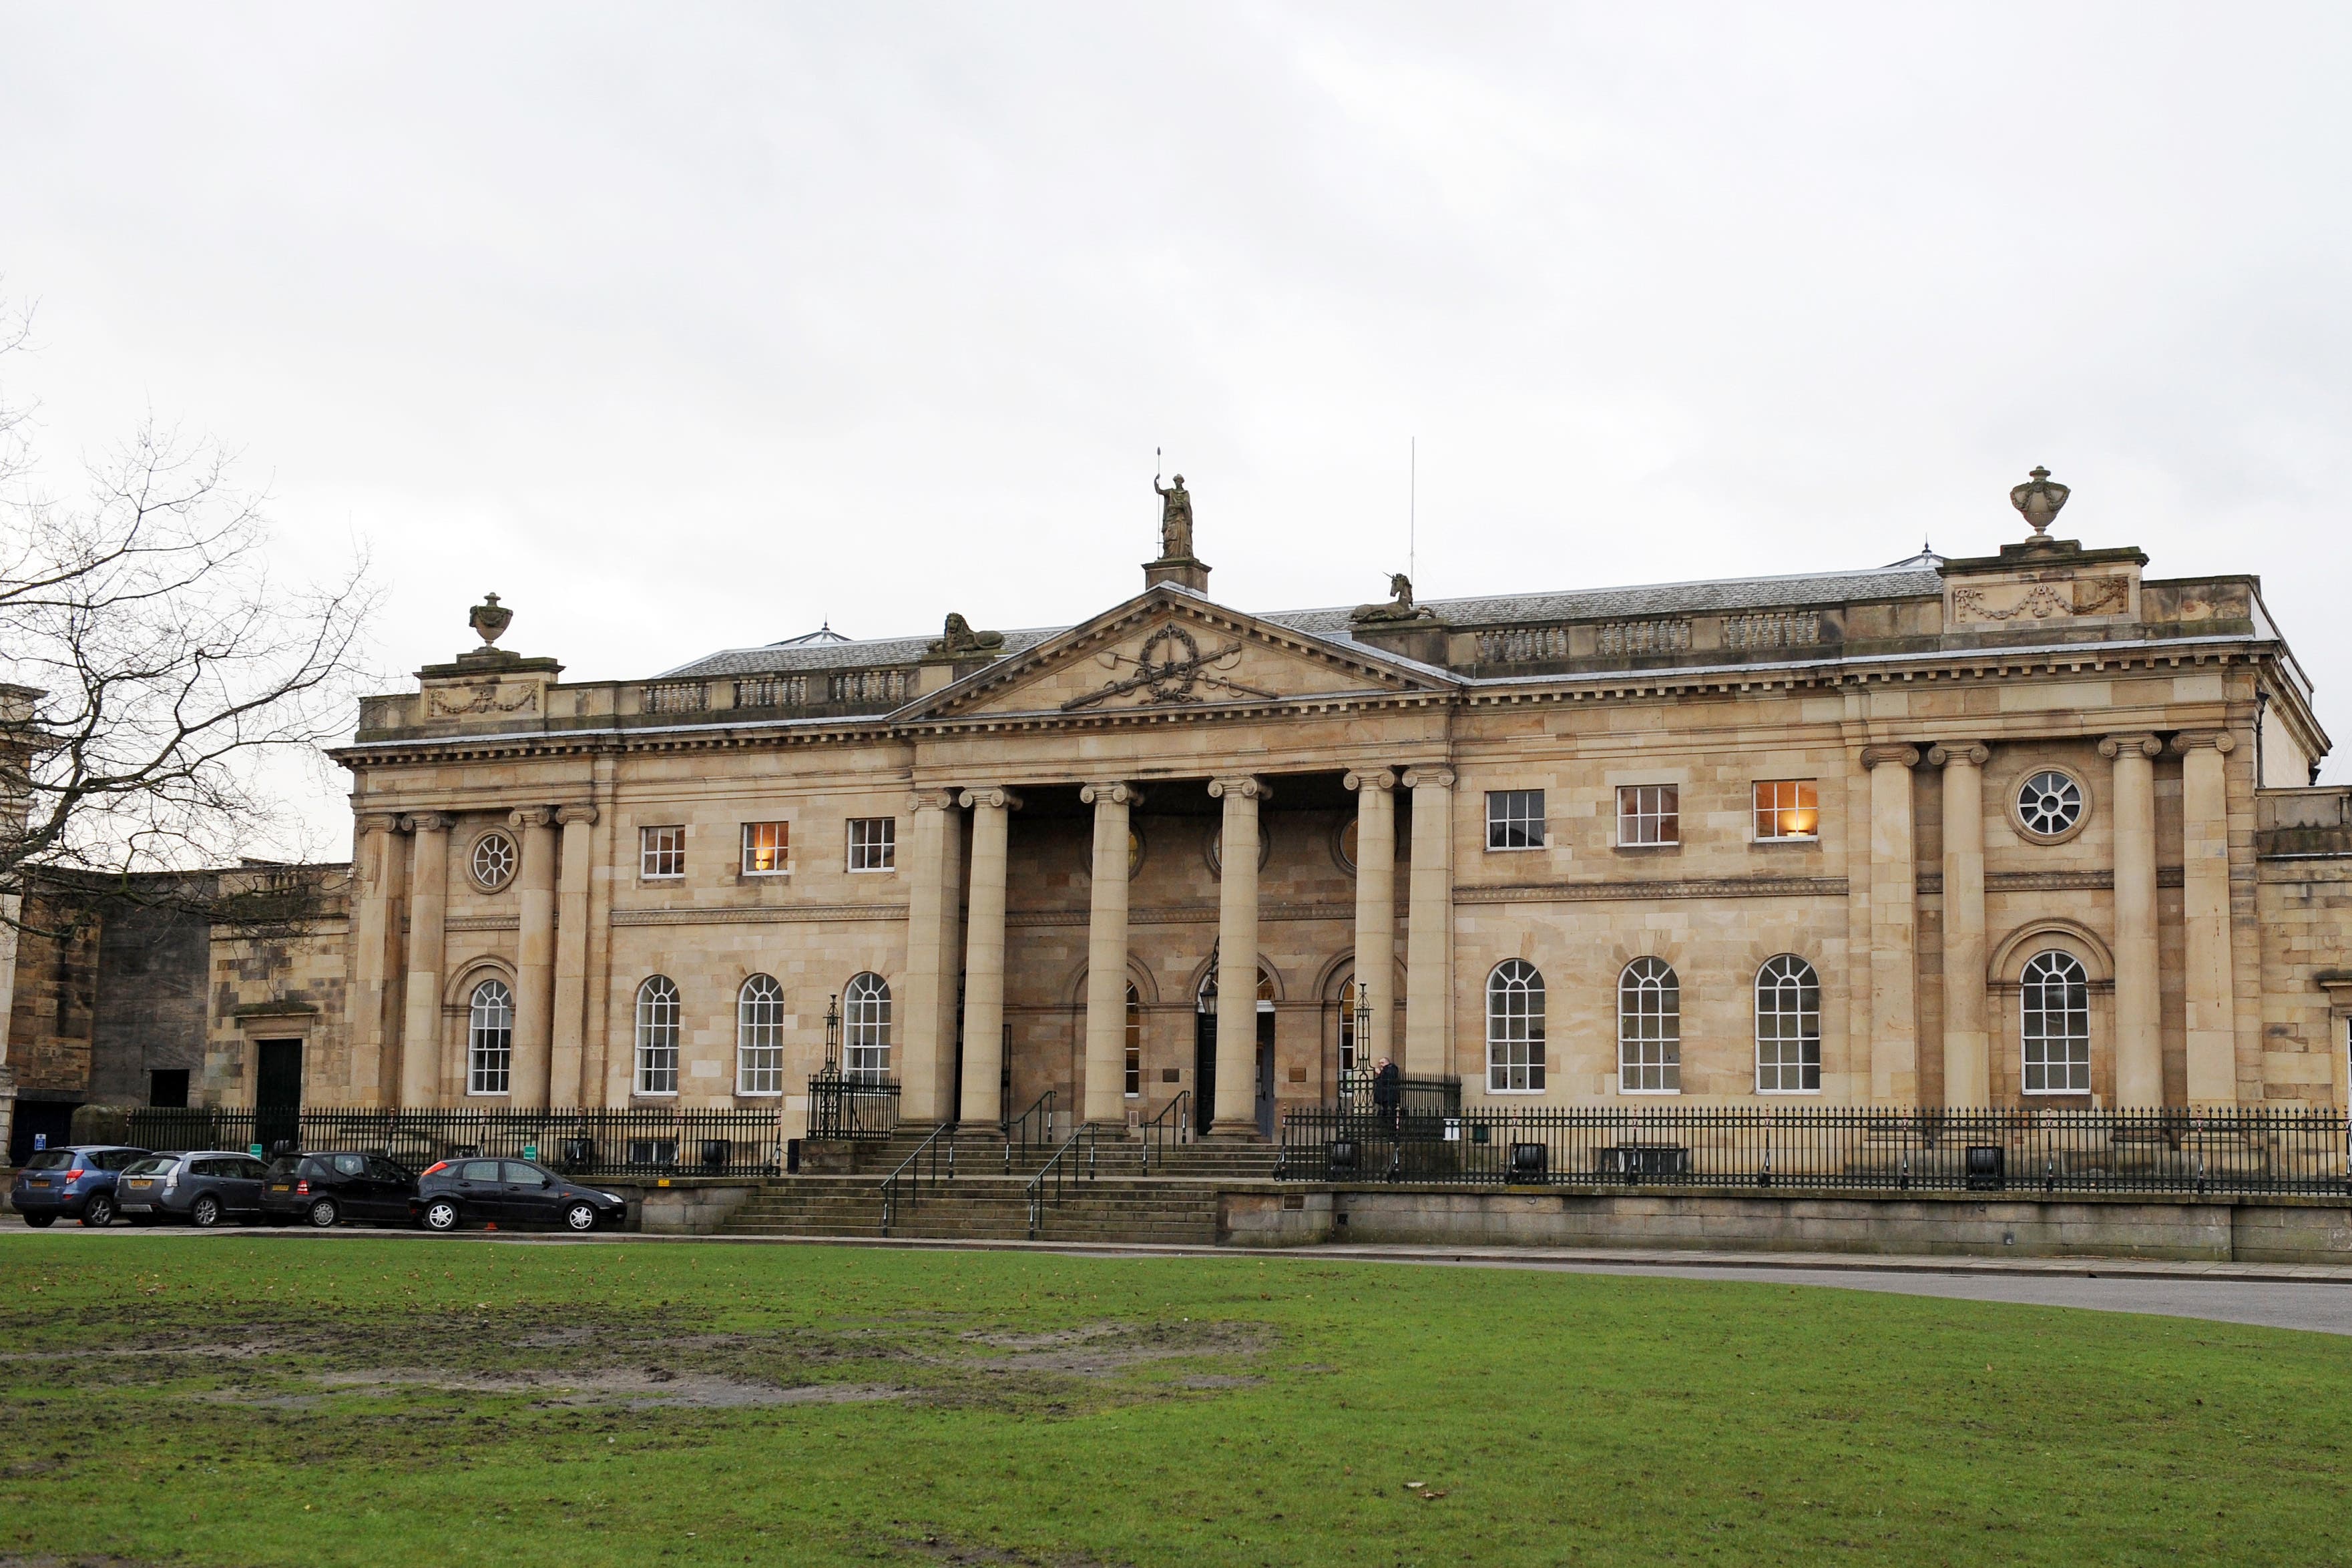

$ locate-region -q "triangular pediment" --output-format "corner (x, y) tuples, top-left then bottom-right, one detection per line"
(902, 587), (1455, 725)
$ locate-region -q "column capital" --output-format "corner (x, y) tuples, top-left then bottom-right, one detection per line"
(1926, 742), (1990, 769)
(2098, 733), (2164, 761)
(507, 806), (556, 830)
(2170, 731), (2238, 756)
(1079, 780), (1144, 808)
(1343, 767), (1398, 793)
(958, 786), (1024, 811)
(402, 811), (455, 834)
(1399, 766), (1455, 790)
(1858, 744), (1921, 770)
(1208, 774), (1272, 801)
(357, 810), (405, 836)
(906, 787), (962, 812)
(555, 803), (599, 827)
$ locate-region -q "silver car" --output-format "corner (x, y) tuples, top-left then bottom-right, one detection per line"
(116, 1151), (273, 1228)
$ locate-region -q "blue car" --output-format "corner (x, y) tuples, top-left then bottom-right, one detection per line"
(9, 1145), (154, 1228)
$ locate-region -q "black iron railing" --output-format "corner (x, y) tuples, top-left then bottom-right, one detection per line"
(880, 1123), (955, 1235)
(1278, 1106), (2352, 1199)
(806, 1071), (900, 1141)
(1140, 1090), (1192, 1174)
(1337, 1071), (1463, 1121)
(1025, 1123), (1099, 1240)
(124, 1107), (784, 1178)
(1002, 1088), (1057, 1174)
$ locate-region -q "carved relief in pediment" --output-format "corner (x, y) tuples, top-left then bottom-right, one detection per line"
(1061, 623), (1278, 712)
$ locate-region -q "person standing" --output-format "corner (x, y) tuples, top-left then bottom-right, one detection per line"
(1371, 1055), (1401, 1137)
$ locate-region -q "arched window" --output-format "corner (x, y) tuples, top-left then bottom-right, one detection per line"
(1618, 958), (1681, 1093)
(737, 974), (785, 1096)
(2021, 950), (2092, 1094)
(1125, 982), (1143, 1098)
(1339, 975), (1359, 1073)
(843, 972), (891, 1079)
(1486, 960), (1546, 1093)
(636, 976), (680, 1095)
(466, 979), (513, 1095)
(1754, 955), (1821, 1094)
(1196, 962), (1275, 1011)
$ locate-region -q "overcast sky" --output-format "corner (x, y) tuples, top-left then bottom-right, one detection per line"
(4, 3), (2348, 850)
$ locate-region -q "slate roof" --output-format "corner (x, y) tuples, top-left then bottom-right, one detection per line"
(657, 564), (1947, 681)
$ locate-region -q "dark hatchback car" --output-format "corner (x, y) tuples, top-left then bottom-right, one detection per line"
(117, 1151), (273, 1227)
(416, 1158), (626, 1233)
(8, 1145), (152, 1227)
(259, 1151), (421, 1228)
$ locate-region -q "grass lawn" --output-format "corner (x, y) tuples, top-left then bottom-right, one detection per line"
(0, 1236), (2345, 1566)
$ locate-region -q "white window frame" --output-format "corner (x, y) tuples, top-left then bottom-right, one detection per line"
(843, 971), (892, 1078)
(1484, 789), (1546, 851)
(740, 821), (790, 876)
(640, 825), (686, 880)
(1485, 959), (1546, 1094)
(1618, 957), (1682, 1093)
(1617, 784), (1680, 848)
(470, 831), (519, 891)
(635, 975), (681, 1096)
(466, 979), (513, 1096)
(2020, 949), (2092, 1095)
(736, 973), (786, 1095)
(1124, 982), (1142, 1099)
(1753, 955), (1821, 1094)
(1751, 780), (1820, 842)
(846, 816), (896, 872)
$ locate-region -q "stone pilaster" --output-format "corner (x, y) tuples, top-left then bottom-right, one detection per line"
(507, 806), (558, 1109)
(1929, 744), (1990, 1107)
(347, 812), (407, 1107)
(1080, 782), (1141, 1126)
(957, 788), (1022, 1127)
(2173, 732), (2240, 1105)
(1860, 745), (1921, 1104)
(398, 813), (453, 1108)
(1401, 766), (1455, 1079)
(549, 804), (596, 1107)
(1345, 768), (1398, 1070)
(2101, 733), (2165, 1104)
(899, 789), (967, 1127)
(1208, 776), (1270, 1135)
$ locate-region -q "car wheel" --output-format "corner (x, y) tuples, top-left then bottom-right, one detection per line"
(81, 1194), (117, 1228)
(191, 1194), (224, 1228)
(563, 1201), (598, 1232)
(304, 1198), (339, 1229)
(22, 1213), (55, 1228)
(421, 1198), (460, 1233)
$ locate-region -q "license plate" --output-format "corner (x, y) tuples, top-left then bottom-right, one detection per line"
(270, 1184), (290, 1192)
(29, 1178), (49, 1188)
(128, 1180), (154, 1190)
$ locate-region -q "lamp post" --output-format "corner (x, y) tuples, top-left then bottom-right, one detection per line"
(823, 994), (841, 1075)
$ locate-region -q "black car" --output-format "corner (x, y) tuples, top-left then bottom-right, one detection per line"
(8, 1145), (153, 1227)
(259, 1151), (421, 1228)
(117, 1151), (272, 1227)
(415, 1158), (626, 1233)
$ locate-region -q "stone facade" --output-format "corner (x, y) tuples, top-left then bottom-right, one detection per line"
(318, 481), (2351, 1133)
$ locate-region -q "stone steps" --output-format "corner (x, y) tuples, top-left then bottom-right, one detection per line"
(722, 1170), (1238, 1244)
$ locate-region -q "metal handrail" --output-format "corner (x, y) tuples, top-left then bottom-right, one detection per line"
(1003, 1088), (1057, 1173)
(1139, 1090), (1191, 1174)
(879, 1122), (955, 1235)
(1024, 1123), (1098, 1240)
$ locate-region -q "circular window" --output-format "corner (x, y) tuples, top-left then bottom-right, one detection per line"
(2014, 769), (2086, 842)
(470, 830), (519, 890)
(1205, 820), (1272, 877)
(1337, 818), (1359, 873)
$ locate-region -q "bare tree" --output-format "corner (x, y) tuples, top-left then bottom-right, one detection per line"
(0, 302), (378, 925)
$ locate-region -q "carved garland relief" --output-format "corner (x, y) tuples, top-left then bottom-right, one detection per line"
(1062, 623), (1279, 712)
(1950, 574), (2131, 625)
(426, 680), (541, 718)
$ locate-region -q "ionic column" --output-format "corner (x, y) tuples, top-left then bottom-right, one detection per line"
(507, 807), (559, 1109)
(957, 787), (1021, 1127)
(1208, 776), (1270, 1135)
(1929, 744), (1990, 1107)
(1400, 766), (1455, 1079)
(2102, 733), (2164, 1104)
(899, 789), (968, 1127)
(1861, 746), (1921, 1104)
(348, 812), (406, 1107)
(398, 813), (453, 1107)
(1079, 782), (1141, 1126)
(1345, 768), (1398, 1070)
(2174, 732), (2239, 1105)
(549, 804), (597, 1107)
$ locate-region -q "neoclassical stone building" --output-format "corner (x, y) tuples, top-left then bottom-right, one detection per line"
(318, 471), (2352, 1135)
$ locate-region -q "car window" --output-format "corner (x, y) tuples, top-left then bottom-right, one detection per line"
(97, 1150), (146, 1171)
(300, 1157), (332, 1180)
(22, 1149), (74, 1171)
(266, 1157), (299, 1180)
(501, 1162), (550, 1187)
(188, 1158), (222, 1178)
(369, 1158), (410, 1183)
(124, 1157), (175, 1177)
(332, 1154), (366, 1177)
(459, 1160), (501, 1182)
(235, 1157), (269, 1180)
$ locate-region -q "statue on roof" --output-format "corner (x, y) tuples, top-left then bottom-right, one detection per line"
(1352, 571), (1437, 624)
(924, 611), (1005, 660)
(1154, 472), (1194, 561)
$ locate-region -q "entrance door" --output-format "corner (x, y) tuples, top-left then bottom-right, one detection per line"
(1255, 1011), (1276, 1139)
(254, 1039), (303, 1155)
(1194, 1014), (1216, 1134)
